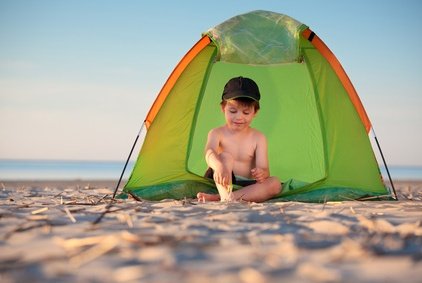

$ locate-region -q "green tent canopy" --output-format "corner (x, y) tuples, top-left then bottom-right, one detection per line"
(122, 11), (395, 202)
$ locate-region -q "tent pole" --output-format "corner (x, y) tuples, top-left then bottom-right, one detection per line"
(112, 122), (145, 199)
(373, 130), (397, 200)
(92, 122), (146, 225)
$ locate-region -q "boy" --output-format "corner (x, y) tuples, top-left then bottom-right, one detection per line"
(197, 76), (282, 202)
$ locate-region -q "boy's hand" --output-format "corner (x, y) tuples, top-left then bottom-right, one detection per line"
(251, 168), (268, 183)
(213, 167), (232, 188)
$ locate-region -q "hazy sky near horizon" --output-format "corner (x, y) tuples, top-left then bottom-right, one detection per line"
(1, 0), (421, 166)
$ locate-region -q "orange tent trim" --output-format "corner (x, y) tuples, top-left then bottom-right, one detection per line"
(144, 36), (211, 128)
(302, 28), (372, 133)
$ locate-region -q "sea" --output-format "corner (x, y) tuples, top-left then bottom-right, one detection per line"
(0, 159), (421, 181)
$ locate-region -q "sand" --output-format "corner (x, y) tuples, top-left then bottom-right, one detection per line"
(0, 180), (421, 283)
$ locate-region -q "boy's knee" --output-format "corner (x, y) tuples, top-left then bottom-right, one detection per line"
(268, 177), (282, 196)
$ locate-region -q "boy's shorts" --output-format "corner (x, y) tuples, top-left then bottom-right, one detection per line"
(204, 168), (257, 187)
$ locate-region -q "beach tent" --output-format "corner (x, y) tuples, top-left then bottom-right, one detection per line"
(121, 10), (395, 202)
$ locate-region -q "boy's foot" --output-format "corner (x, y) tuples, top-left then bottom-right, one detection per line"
(196, 192), (220, 202)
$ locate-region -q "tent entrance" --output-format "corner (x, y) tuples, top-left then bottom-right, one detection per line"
(187, 61), (326, 183)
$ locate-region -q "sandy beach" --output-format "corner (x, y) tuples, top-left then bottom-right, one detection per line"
(0, 180), (421, 283)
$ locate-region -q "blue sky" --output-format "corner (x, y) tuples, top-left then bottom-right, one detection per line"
(0, 0), (421, 165)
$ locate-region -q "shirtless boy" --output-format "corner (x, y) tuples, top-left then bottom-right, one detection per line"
(197, 76), (282, 202)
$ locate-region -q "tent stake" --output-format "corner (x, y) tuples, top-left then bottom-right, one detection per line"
(112, 122), (145, 199)
(373, 131), (397, 200)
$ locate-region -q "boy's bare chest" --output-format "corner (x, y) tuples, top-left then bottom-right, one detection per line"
(219, 137), (256, 161)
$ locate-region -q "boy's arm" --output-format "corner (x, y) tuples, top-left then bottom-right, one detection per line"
(204, 129), (221, 168)
(205, 129), (231, 187)
(251, 132), (270, 183)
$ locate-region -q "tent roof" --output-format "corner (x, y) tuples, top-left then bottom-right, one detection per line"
(205, 10), (307, 64)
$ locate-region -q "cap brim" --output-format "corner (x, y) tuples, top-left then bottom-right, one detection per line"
(222, 91), (260, 101)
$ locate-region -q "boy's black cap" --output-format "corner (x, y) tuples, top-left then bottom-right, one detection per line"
(222, 76), (260, 101)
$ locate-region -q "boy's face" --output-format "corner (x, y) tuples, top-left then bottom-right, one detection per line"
(222, 100), (257, 131)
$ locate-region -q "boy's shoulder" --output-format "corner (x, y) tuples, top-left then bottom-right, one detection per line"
(208, 126), (224, 135)
(249, 127), (264, 135)
(249, 128), (267, 142)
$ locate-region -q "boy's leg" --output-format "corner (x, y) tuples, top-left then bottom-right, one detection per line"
(197, 177), (281, 202)
(197, 192), (220, 202)
(230, 177), (282, 202)
(197, 152), (282, 202)
(198, 152), (234, 202)
(213, 152), (234, 201)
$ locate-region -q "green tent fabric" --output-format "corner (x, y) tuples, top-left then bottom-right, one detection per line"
(122, 11), (393, 202)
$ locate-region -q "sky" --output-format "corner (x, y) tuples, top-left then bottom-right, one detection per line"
(0, 0), (421, 166)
